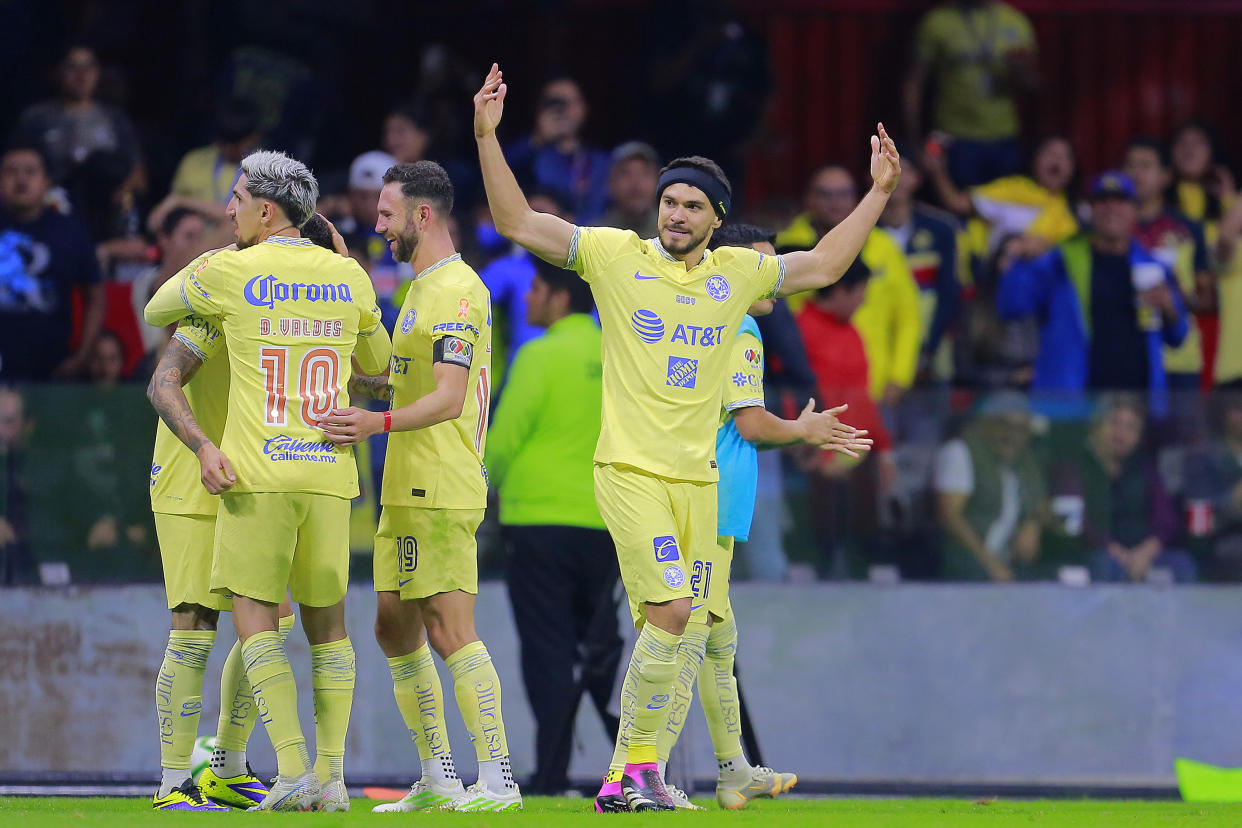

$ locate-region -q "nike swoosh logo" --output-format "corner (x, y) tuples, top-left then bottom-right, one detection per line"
(633, 271), (660, 280)
(690, 604), (703, 611)
(399, 578), (412, 587)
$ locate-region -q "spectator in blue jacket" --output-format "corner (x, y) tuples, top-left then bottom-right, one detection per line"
(997, 172), (1189, 418)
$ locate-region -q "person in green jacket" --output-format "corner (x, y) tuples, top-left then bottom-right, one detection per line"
(485, 259), (621, 795)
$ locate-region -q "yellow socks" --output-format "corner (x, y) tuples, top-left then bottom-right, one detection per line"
(699, 611), (745, 765)
(242, 630), (309, 778)
(156, 629), (215, 792)
(388, 643), (458, 785)
(447, 641), (516, 791)
(311, 636), (355, 783)
(215, 614), (294, 759)
(622, 622), (680, 766)
(657, 621), (709, 763)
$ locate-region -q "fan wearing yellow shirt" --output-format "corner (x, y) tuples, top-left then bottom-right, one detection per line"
(145, 150), (392, 812)
(473, 63), (901, 812)
(316, 161), (521, 813)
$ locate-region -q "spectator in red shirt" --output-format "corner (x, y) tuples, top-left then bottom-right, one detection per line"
(796, 257), (896, 578)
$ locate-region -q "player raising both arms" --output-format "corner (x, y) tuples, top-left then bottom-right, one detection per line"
(144, 215), (345, 812)
(654, 223), (872, 810)
(473, 63), (899, 812)
(146, 151), (391, 812)
(317, 161), (522, 812)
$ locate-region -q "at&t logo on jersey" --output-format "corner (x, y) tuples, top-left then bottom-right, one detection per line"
(663, 565), (686, 588)
(666, 356), (698, 389)
(631, 309), (665, 343)
(705, 275), (732, 302)
(263, 435), (339, 463)
(244, 274), (353, 310)
(670, 323), (726, 347)
(401, 309), (417, 334)
(653, 535), (680, 562)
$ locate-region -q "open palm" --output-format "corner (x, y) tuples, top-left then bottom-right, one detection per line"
(870, 122), (901, 194)
(473, 63), (507, 138)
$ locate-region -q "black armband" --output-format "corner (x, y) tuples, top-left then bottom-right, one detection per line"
(433, 336), (473, 368)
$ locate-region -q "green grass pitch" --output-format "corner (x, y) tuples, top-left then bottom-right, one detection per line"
(2, 796), (1241, 826)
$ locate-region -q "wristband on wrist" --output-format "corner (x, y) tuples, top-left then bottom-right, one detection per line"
(383, 410), (392, 433)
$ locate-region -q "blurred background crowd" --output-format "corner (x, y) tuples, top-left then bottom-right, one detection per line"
(3, 0), (1242, 587)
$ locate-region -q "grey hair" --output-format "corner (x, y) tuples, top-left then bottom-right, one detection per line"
(240, 150), (318, 228)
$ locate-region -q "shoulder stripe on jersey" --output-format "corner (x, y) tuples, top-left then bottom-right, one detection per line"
(725, 397), (764, 412)
(171, 332), (209, 362)
(178, 276), (194, 312)
(566, 226), (581, 270)
(765, 254), (787, 300)
(416, 253), (462, 280)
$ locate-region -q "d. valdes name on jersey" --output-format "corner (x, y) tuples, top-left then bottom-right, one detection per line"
(259, 317), (345, 338)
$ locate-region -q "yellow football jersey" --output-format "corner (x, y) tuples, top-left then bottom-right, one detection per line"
(146, 236), (391, 497)
(568, 227), (783, 483)
(382, 254), (492, 509)
(149, 310), (229, 515)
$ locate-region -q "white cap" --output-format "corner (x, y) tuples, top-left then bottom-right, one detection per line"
(349, 150), (397, 192)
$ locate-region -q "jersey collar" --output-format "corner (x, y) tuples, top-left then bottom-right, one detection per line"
(649, 237), (713, 271)
(415, 253), (462, 280)
(262, 235), (314, 247)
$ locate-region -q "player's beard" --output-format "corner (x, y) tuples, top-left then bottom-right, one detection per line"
(660, 223), (712, 256)
(392, 219), (421, 263)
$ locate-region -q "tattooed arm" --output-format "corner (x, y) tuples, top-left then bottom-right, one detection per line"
(349, 371), (394, 402)
(146, 337), (236, 494)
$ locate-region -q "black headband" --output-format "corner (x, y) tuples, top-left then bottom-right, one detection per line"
(657, 167), (731, 218)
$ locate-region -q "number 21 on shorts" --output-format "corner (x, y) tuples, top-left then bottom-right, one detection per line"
(260, 346), (341, 427)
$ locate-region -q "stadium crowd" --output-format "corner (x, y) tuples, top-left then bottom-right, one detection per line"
(3, 2), (1242, 590)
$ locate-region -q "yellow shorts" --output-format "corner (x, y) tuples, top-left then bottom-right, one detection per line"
(155, 512), (230, 611)
(592, 463), (715, 625)
(211, 491), (351, 607)
(373, 506), (484, 600)
(692, 536), (734, 621)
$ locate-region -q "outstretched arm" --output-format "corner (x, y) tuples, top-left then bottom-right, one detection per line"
(146, 338), (235, 494)
(734, 401), (872, 457)
(779, 124), (901, 296)
(474, 63), (576, 266)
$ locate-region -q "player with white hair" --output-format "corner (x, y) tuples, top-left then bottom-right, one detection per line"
(146, 150), (392, 812)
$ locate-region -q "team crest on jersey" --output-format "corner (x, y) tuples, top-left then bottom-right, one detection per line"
(705, 275), (731, 302)
(666, 356), (698, 389)
(458, 298), (470, 318)
(631, 309), (665, 344)
(663, 565), (686, 588)
(401, 309), (417, 334)
(653, 535), (680, 562)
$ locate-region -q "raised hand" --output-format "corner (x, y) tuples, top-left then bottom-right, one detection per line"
(870, 122), (901, 194)
(473, 63), (508, 138)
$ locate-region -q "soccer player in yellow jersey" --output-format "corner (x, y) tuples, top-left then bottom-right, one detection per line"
(655, 224), (871, 810)
(317, 161), (521, 812)
(474, 63), (900, 811)
(144, 217), (345, 811)
(146, 151), (392, 812)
